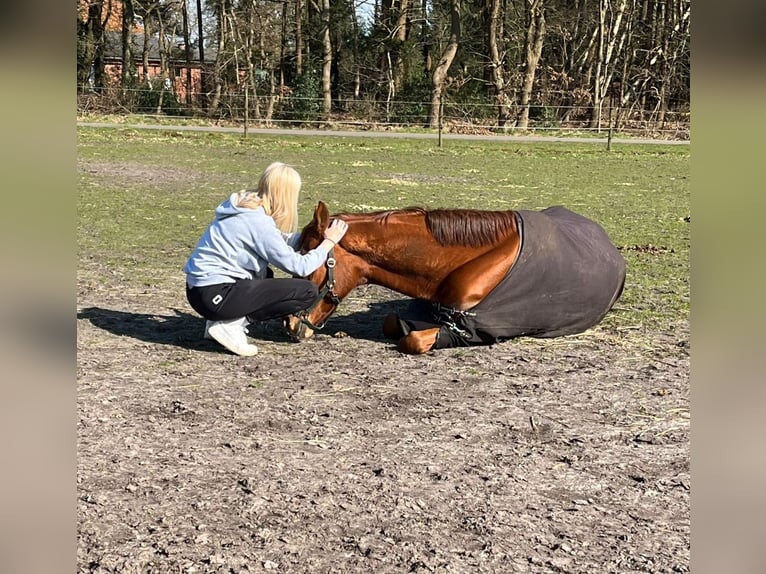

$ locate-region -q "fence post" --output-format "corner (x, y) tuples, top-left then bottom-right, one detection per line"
(243, 84), (249, 138)
(438, 92), (443, 148)
(607, 92), (613, 151)
(606, 79), (621, 151)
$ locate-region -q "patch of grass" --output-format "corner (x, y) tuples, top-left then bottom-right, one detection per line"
(78, 127), (689, 331)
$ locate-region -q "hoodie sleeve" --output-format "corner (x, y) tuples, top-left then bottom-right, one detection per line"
(248, 212), (326, 277)
(281, 231), (302, 250)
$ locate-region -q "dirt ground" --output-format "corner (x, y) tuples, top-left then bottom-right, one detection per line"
(77, 265), (689, 573)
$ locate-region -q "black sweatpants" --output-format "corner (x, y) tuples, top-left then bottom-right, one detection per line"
(186, 271), (319, 323)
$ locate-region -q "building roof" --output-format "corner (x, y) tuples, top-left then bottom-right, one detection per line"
(102, 30), (217, 64)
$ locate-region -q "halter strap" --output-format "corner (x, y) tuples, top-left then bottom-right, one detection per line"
(297, 248), (341, 331)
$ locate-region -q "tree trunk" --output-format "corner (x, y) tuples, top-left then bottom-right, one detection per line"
(85, 0), (109, 90)
(142, 13), (151, 84)
(225, 3), (243, 103)
(295, 0), (304, 77)
(267, 69), (276, 121)
(244, 0), (260, 119)
(351, 0), (360, 98)
(121, 0), (136, 91)
(181, 0), (193, 107)
(487, 0), (511, 127)
(565, 0), (587, 76)
(517, 0), (546, 130)
(320, 0), (332, 117)
(279, 0), (289, 90)
(617, 0), (635, 128)
(392, 0), (410, 93)
(207, 0), (228, 115)
(654, 0), (690, 128)
(421, 0), (431, 74)
(196, 0), (206, 108)
(589, 0), (628, 129)
(429, 0), (460, 128)
(379, 0), (394, 97)
(155, 8), (170, 115)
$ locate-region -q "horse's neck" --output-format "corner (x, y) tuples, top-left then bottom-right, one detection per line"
(345, 215), (464, 300)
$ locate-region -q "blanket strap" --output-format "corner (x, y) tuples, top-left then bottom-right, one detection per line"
(433, 304), (476, 340)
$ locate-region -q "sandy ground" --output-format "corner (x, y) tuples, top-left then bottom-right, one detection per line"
(77, 270), (689, 573)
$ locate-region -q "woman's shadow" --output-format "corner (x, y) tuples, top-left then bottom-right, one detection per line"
(77, 299), (411, 351)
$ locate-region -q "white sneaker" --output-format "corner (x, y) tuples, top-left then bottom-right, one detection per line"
(204, 318), (250, 339)
(206, 317), (258, 356)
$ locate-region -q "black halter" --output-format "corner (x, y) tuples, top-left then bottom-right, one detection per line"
(296, 248), (341, 331)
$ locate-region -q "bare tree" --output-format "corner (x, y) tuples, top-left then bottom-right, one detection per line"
(421, 0), (432, 74)
(486, 0), (511, 127)
(232, 0), (255, 124)
(278, 0), (289, 89)
(295, 0), (304, 77)
(589, 0), (628, 129)
(77, 0), (690, 133)
(207, 0), (229, 114)
(121, 0), (137, 90)
(517, 0), (545, 129)
(77, 0), (112, 90)
(135, 1), (153, 84)
(320, 0), (332, 116)
(153, 2), (179, 114)
(430, 0), (460, 128)
(195, 0), (207, 108)
(350, 0), (360, 98)
(181, 0), (194, 106)
(392, 0), (410, 93)
(653, 0), (690, 126)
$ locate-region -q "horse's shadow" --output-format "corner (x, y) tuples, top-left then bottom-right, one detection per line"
(299, 298), (412, 342)
(77, 299), (411, 350)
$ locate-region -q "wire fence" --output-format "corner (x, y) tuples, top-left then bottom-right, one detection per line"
(76, 85), (690, 141)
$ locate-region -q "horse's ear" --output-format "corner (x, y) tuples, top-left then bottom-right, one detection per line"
(315, 201), (330, 232)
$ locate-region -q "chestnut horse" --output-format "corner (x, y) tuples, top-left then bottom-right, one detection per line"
(285, 202), (626, 354)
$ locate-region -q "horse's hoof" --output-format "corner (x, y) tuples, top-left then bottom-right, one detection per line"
(397, 327), (440, 354)
(382, 313), (404, 339)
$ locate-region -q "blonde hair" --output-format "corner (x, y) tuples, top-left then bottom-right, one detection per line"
(236, 162), (301, 233)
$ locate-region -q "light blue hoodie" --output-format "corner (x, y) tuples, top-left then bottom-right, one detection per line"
(184, 193), (327, 287)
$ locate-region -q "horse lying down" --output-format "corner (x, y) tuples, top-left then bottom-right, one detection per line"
(285, 201), (626, 355)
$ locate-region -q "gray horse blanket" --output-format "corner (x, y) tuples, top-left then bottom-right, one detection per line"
(396, 206), (626, 348)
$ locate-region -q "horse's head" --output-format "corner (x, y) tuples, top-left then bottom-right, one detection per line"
(284, 201), (366, 341)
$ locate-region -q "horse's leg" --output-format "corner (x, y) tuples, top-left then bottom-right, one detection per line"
(382, 309), (441, 354)
(382, 299), (435, 340)
(435, 235), (520, 309)
(386, 236), (520, 353)
(397, 328), (441, 354)
(392, 238), (520, 354)
(382, 313), (404, 339)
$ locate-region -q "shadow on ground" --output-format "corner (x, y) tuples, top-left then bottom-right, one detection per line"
(78, 307), (220, 350)
(77, 299), (411, 350)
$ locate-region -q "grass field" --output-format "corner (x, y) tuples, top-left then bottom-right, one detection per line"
(77, 128), (691, 327)
(77, 127), (689, 332)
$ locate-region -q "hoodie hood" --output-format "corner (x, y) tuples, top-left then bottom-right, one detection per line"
(214, 192), (259, 220)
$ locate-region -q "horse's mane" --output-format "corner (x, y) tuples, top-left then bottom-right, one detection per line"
(338, 207), (517, 248)
(428, 208), (518, 247)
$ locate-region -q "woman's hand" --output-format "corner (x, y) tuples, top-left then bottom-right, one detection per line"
(323, 219), (349, 245)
